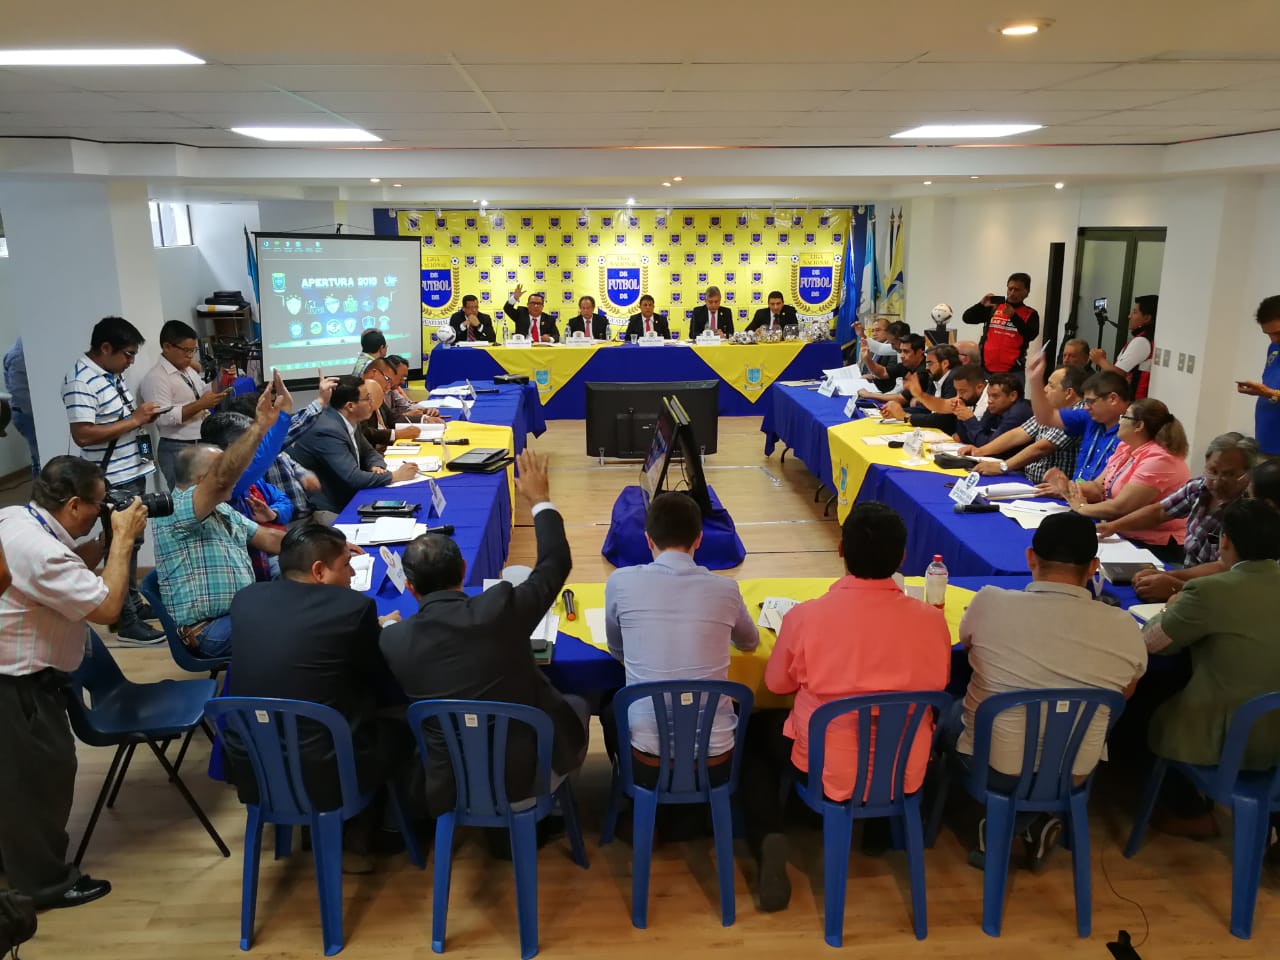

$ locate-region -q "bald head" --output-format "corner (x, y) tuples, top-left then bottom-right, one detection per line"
(173, 444), (221, 489)
(955, 340), (981, 366)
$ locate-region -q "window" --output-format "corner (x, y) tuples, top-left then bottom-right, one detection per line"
(0, 210), (7, 257)
(148, 200), (192, 248)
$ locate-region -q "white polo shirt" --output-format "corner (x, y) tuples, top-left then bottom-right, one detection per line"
(139, 356), (212, 442)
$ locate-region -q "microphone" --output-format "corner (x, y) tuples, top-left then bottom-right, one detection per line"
(424, 524), (455, 535)
(953, 502), (1000, 514)
(562, 588), (576, 621)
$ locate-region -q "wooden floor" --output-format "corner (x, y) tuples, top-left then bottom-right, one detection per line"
(18, 416), (1278, 959)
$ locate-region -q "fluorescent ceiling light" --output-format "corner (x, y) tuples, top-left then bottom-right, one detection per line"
(892, 124), (1042, 139)
(231, 126), (380, 142)
(1000, 24), (1040, 36)
(0, 48), (204, 66)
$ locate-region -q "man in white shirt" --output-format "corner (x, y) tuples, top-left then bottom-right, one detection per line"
(139, 320), (229, 491)
(0, 455), (146, 909)
(604, 492), (758, 780)
(1091, 294), (1156, 399)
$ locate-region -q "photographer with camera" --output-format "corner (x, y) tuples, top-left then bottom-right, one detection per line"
(61, 316), (164, 645)
(152, 373), (292, 658)
(0, 456), (146, 910)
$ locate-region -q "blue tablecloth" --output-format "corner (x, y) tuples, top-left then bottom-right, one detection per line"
(601, 484), (746, 571)
(426, 341), (842, 419)
(343, 471), (513, 619)
(430, 378), (546, 454)
(761, 383), (858, 487)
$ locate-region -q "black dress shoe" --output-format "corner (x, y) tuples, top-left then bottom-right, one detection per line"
(45, 876), (111, 910)
(115, 621), (165, 645)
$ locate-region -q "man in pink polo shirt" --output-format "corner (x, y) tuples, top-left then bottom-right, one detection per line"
(740, 502), (952, 912)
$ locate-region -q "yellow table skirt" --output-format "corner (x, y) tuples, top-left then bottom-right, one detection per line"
(826, 418), (969, 523)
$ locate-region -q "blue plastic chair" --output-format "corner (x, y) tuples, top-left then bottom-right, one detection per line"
(793, 691), (952, 945)
(1125, 691), (1280, 938)
(939, 689), (1127, 938)
(599, 680), (754, 929)
(405, 699), (588, 960)
(204, 697), (423, 956)
(66, 630), (227, 866)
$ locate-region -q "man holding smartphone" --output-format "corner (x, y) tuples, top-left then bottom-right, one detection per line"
(962, 272), (1041, 374)
(139, 320), (231, 490)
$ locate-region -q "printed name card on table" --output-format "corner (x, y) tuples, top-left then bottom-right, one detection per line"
(843, 396), (859, 418)
(428, 477), (447, 518)
(948, 471), (983, 506)
(639, 333), (665, 347)
(901, 429), (927, 465)
(380, 545), (407, 593)
(817, 377), (837, 397)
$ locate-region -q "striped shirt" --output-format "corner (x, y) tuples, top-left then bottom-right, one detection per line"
(62, 355), (155, 485)
(153, 486), (259, 628)
(0, 504), (108, 675)
(1018, 402), (1084, 485)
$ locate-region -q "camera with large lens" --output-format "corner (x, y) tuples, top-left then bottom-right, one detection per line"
(102, 485), (175, 519)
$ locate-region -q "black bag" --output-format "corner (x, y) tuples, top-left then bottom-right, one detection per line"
(0, 890), (37, 955)
(933, 452), (978, 470)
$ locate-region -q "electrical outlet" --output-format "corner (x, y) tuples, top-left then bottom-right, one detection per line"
(1178, 352), (1187, 372)
(1164, 348), (1172, 367)
(1186, 353), (1196, 374)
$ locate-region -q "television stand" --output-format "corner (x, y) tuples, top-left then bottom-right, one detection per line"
(600, 484), (746, 571)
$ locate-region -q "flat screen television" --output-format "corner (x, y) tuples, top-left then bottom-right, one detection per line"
(584, 379), (719, 458)
(638, 396), (711, 514)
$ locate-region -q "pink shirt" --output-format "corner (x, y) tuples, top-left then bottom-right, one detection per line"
(1100, 440), (1191, 545)
(765, 577), (952, 800)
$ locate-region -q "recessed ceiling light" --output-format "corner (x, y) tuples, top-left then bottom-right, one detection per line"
(369, 177), (381, 183)
(626, 197), (636, 206)
(970, 175), (981, 180)
(0, 47), (204, 66)
(1054, 182), (1065, 189)
(672, 176), (684, 182)
(892, 124), (1042, 139)
(998, 19), (1052, 37)
(922, 180), (933, 185)
(662, 181), (672, 187)
(393, 183), (402, 188)
(230, 126), (380, 142)
(479, 200), (488, 207)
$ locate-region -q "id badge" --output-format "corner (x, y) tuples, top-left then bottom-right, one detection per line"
(135, 431), (153, 460)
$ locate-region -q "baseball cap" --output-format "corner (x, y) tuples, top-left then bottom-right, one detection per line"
(1032, 511), (1098, 565)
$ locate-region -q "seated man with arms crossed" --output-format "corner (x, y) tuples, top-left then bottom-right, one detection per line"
(380, 450), (590, 819)
(1098, 432), (1257, 601)
(948, 511), (1147, 868)
(959, 363), (1087, 481)
(878, 344), (960, 423)
(899, 362), (987, 435)
(952, 373), (1031, 448)
(153, 376), (292, 657)
(603, 492), (758, 805)
(741, 503), (952, 911)
(448, 294), (497, 343)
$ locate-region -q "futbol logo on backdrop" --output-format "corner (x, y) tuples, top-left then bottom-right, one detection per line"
(791, 253), (839, 312)
(419, 255), (458, 318)
(599, 254), (646, 313)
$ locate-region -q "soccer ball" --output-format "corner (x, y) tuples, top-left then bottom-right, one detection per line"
(930, 303), (953, 325)
(435, 323), (456, 344)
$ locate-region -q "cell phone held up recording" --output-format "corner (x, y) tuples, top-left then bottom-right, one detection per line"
(989, 295), (1007, 305)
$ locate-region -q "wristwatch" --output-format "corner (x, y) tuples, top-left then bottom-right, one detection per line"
(999, 460), (1009, 473)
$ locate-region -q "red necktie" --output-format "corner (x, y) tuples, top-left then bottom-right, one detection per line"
(645, 317), (652, 335)
(467, 324), (475, 341)
(531, 317), (540, 343)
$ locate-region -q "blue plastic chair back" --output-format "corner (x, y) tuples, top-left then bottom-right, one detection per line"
(204, 697), (370, 822)
(67, 631), (131, 747)
(610, 681), (754, 802)
(802, 691), (954, 813)
(966, 688), (1127, 807)
(139, 570), (230, 675)
(1208, 690), (1280, 804)
(405, 699), (555, 826)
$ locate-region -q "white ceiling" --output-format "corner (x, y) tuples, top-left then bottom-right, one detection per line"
(2, 1), (1280, 151)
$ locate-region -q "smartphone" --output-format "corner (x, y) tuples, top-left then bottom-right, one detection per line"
(372, 500), (410, 510)
(990, 295), (1006, 305)
(1093, 297), (1108, 313)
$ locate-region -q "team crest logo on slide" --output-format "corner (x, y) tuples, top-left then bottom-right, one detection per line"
(285, 295), (302, 315)
(522, 218), (533, 228)
(792, 253), (838, 311)
(344, 318), (358, 334)
(600, 255), (644, 312)
(465, 218), (476, 229)
(778, 233), (790, 244)
(535, 370), (551, 392)
(740, 253), (750, 263)
(643, 234), (654, 245)
(711, 253), (722, 264)
(419, 255), (458, 317)
(602, 216), (613, 227)
(751, 233), (763, 245)
(563, 234), (574, 246)
(423, 236), (435, 246)
(549, 217), (561, 228)
(535, 270), (545, 281)
(271, 272), (287, 294)
(507, 235), (518, 246)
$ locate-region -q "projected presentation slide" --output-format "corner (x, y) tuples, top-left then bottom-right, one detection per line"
(257, 234), (422, 380)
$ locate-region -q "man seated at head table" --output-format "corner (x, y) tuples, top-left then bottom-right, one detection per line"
(745, 290), (798, 335)
(959, 364), (1088, 481)
(625, 294), (672, 340)
(1138, 499), (1280, 837)
(225, 523), (409, 870)
(689, 285), (734, 338)
(878, 344), (960, 422)
(602, 491), (758, 775)
(739, 502), (952, 912)
(449, 294), (497, 343)
(1096, 432), (1258, 601)
(1044, 397), (1191, 567)
(943, 510), (1147, 868)
(566, 295), (611, 341)
(504, 283), (560, 342)
(153, 378), (292, 657)
(379, 450), (591, 819)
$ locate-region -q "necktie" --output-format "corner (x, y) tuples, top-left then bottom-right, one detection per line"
(531, 316), (540, 342)
(770, 314), (777, 331)
(645, 317), (652, 335)
(467, 323), (475, 341)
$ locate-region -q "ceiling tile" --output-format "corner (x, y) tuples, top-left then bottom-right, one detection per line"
(3, 65), (275, 93)
(1060, 62), (1280, 90)
(344, 112), (500, 130)
(302, 91), (487, 113)
(1140, 90), (1280, 111)
(671, 63), (890, 91)
(488, 91), (660, 113)
(819, 90), (1018, 112)
(239, 64), (472, 92)
(987, 90), (1197, 111)
(647, 110), (801, 128)
(661, 90), (845, 112)
(0, 111), (205, 129)
(472, 65), (667, 92)
(865, 62), (1113, 91)
(111, 90), (319, 113)
(501, 112), (654, 130)
(0, 91), (142, 112)
(1082, 108), (1280, 127)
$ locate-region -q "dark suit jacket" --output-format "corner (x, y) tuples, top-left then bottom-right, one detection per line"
(448, 310), (496, 343)
(287, 406), (390, 513)
(379, 508), (582, 816)
(225, 580), (401, 807)
(566, 312), (611, 340)
(746, 304), (798, 333)
(361, 398), (401, 451)
(689, 305), (734, 338)
(624, 312), (671, 339)
(502, 301), (561, 341)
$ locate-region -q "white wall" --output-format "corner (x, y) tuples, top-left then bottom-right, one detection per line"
(190, 201), (259, 295)
(0, 257), (39, 476)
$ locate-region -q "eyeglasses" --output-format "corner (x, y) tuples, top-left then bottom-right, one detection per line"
(1081, 393), (1116, 407)
(1205, 469), (1247, 483)
(121, 349), (139, 359)
(1118, 414), (1139, 423)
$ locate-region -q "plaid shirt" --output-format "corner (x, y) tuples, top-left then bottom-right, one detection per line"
(264, 452), (313, 521)
(153, 486), (258, 627)
(1018, 403), (1083, 484)
(1160, 476), (1234, 566)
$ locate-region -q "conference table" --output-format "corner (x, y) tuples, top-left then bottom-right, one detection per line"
(406, 377), (545, 455)
(424, 339), (842, 419)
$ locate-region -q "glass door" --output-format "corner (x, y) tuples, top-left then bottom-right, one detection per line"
(1066, 228), (1166, 359)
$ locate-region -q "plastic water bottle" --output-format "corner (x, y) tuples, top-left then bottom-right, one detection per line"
(924, 555), (948, 610)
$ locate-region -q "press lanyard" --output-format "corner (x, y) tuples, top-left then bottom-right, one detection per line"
(1074, 426), (1118, 482)
(108, 376), (135, 418)
(25, 505), (60, 541)
(180, 371), (202, 403)
(1104, 452), (1139, 499)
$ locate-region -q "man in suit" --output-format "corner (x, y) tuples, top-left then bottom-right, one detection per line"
(380, 449), (589, 816)
(504, 284), (560, 342)
(565, 295), (611, 340)
(625, 294), (672, 340)
(361, 360), (420, 450)
(689, 285), (734, 338)
(448, 294), (496, 343)
(287, 375), (418, 515)
(226, 524), (410, 864)
(746, 290), (798, 335)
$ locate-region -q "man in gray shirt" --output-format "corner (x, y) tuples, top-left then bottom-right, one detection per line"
(604, 492), (758, 770)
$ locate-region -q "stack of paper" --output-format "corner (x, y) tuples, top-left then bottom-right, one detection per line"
(757, 597), (799, 633)
(429, 385), (474, 398)
(334, 518), (427, 546)
(428, 397), (475, 413)
(349, 554), (374, 591)
(1128, 603), (1166, 624)
(978, 481), (1042, 500)
(819, 367), (876, 396)
(861, 432), (920, 447)
(1097, 539), (1164, 565)
(998, 500), (1071, 530)
(416, 422), (446, 441)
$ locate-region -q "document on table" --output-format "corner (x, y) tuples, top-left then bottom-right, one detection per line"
(779, 379), (822, 387)
(416, 422), (447, 441)
(1128, 603), (1166, 624)
(334, 518), (426, 546)
(584, 607), (608, 650)
(428, 397), (475, 413)
(349, 554), (374, 592)
(757, 596), (799, 633)
(819, 367), (876, 396)
(978, 481), (1042, 500)
(1097, 539), (1164, 565)
(482, 577), (559, 647)
(429, 385), (474, 398)
(861, 432), (919, 446)
(998, 500), (1071, 529)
